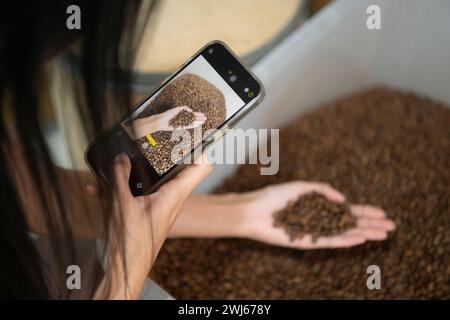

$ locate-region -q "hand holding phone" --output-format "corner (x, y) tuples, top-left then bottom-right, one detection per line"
(86, 41), (264, 196)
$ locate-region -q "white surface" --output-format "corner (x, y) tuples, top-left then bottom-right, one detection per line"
(47, 0), (450, 186)
(195, 0), (450, 193)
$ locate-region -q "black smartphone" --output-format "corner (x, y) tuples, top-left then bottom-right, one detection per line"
(85, 41), (264, 196)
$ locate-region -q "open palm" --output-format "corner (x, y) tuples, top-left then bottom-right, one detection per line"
(241, 181), (395, 249)
(158, 106), (206, 131)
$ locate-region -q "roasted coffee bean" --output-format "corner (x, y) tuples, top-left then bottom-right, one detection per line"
(151, 87), (450, 299)
(169, 109), (196, 129)
(273, 192), (356, 242)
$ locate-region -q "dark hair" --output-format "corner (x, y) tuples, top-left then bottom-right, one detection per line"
(0, 0), (155, 298)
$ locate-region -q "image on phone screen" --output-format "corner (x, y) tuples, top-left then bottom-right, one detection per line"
(121, 54), (246, 176)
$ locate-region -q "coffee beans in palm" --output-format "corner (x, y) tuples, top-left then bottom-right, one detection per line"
(274, 192), (357, 242)
(169, 109), (196, 129)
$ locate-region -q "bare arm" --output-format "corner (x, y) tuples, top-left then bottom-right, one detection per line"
(54, 170), (396, 250)
(167, 182), (396, 249)
(168, 194), (248, 238)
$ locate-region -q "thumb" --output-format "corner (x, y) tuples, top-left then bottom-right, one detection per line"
(157, 153), (212, 198)
(179, 106), (193, 112)
(113, 153), (133, 202)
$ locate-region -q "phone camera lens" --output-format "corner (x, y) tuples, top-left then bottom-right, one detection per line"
(208, 48), (214, 54)
(244, 87), (249, 93)
(136, 182), (143, 189)
(229, 74), (237, 83)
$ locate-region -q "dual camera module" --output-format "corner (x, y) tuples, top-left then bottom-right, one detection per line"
(208, 47), (254, 98)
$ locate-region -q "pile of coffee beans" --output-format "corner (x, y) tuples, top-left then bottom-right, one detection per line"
(136, 74), (226, 174)
(169, 109), (196, 129)
(151, 87), (450, 299)
(274, 192), (356, 242)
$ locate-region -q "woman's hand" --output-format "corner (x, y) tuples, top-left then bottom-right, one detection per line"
(131, 106), (206, 138)
(171, 181), (395, 250)
(90, 153), (211, 299)
(238, 181), (396, 249)
(158, 106), (206, 130)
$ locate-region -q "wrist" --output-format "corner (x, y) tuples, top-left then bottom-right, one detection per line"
(95, 244), (152, 299)
(172, 194), (251, 239)
(134, 116), (159, 138)
(203, 193), (254, 238)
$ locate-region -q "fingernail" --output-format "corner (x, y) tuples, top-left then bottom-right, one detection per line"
(388, 220), (396, 231)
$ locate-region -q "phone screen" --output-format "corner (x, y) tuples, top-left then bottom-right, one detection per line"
(121, 54), (246, 176)
(86, 42), (262, 195)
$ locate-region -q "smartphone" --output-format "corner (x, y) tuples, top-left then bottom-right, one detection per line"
(85, 41), (264, 196)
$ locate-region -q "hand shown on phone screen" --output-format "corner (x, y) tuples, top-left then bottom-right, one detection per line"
(126, 106), (207, 139)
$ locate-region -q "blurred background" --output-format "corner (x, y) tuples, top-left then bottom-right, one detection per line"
(43, 0), (329, 171)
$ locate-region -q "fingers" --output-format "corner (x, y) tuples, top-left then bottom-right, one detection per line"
(84, 154), (133, 202)
(356, 217), (395, 231)
(316, 234), (366, 248)
(291, 223), (393, 250)
(170, 111), (207, 130)
(294, 182), (346, 203)
(84, 154), (134, 200)
(351, 204), (387, 219)
(113, 153), (133, 202)
(176, 112), (207, 130)
(350, 205), (396, 238)
(176, 106), (193, 113)
(292, 233), (366, 249)
(193, 112), (206, 122)
(345, 228), (388, 241)
(336, 205), (395, 242)
(193, 120), (205, 126)
(184, 120), (205, 129)
(290, 215), (395, 249)
(192, 121), (204, 128)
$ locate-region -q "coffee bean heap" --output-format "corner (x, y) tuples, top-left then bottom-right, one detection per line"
(169, 109), (196, 129)
(136, 73), (226, 175)
(274, 192), (357, 242)
(151, 87), (450, 299)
